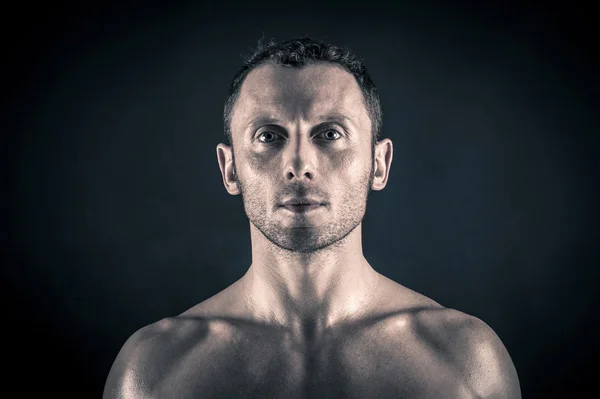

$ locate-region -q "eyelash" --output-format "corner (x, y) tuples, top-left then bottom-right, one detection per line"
(257, 129), (342, 143)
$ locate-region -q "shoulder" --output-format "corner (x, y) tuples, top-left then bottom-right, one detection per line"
(102, 316), (215, 399)
(375, 275), (520, 397)
(413, 308), (521, 399)
(102, 282), (253, 399)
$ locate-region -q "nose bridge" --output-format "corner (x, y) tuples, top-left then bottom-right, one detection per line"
(283, 122), (317, 181)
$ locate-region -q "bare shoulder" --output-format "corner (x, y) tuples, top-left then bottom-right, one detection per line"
(373, 276), (520, 398)
(374, 273), (443, 311)
(413, 307), (521, 399)
(180, 278), (247, 318)
(102, 315), (220, 399)
(103, 283), (249, 398)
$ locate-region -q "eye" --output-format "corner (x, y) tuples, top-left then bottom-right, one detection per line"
(318, 129), (342, 141)
(257, 131), (282, 143)
(256, 128), (342, 144)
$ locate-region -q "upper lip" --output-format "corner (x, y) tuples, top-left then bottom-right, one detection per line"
(280, 198), (324, 206)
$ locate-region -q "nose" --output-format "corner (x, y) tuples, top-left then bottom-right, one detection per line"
(283, 134), (317, 182)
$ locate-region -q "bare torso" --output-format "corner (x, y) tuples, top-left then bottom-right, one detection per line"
(104, 276), (520, 398)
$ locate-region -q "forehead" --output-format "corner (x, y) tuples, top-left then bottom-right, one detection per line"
(231, 62), (370, 136)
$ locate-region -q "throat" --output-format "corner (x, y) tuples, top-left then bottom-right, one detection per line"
(242, 257), (382, 338)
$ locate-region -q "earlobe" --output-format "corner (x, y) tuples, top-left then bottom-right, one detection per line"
(216, 144), (241, 195)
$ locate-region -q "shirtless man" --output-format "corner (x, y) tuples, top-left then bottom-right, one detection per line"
(103, 37), (521, 398)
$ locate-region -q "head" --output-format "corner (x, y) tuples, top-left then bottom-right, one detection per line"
(217, 37), (393, 253)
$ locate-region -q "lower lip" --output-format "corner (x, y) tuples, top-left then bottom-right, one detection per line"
(281, 204), (323, 213)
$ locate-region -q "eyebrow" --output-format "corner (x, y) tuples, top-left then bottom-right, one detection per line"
(316, 113), (355, 128)
(246, 113), (355, 130)
(247, 116), (283, 130)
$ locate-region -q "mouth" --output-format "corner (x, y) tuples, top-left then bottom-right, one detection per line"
(280, 204), (323, 213)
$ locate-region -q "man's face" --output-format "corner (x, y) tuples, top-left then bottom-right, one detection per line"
(228, 62), (375, 253)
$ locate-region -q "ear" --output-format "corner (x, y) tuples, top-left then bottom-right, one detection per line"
(371, 138), (393, 191)
(216, 143), (241, 195)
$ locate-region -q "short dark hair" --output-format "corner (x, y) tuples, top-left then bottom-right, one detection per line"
(223, 37), (383, 147)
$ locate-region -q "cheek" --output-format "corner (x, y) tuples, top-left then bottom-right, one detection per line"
(240, 150), (277, 179)
(331, 148), (370, 181)
(241, 145), (370, 183)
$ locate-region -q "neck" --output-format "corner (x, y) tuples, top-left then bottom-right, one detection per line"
(241, 222), (381, 341)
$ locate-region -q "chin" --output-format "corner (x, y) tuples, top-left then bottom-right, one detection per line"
(275, 233), (347, 253)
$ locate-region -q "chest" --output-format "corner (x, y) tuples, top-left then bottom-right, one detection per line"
(157, 336), (472, 399)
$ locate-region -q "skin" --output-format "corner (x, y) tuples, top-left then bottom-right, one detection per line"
(103, 62), (521, 398)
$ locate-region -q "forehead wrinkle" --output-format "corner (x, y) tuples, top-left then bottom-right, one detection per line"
(242, 89), (363, 129)
(232, 63), (370, 138)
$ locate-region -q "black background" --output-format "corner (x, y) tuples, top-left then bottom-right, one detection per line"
(3, 1), (598, 397)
